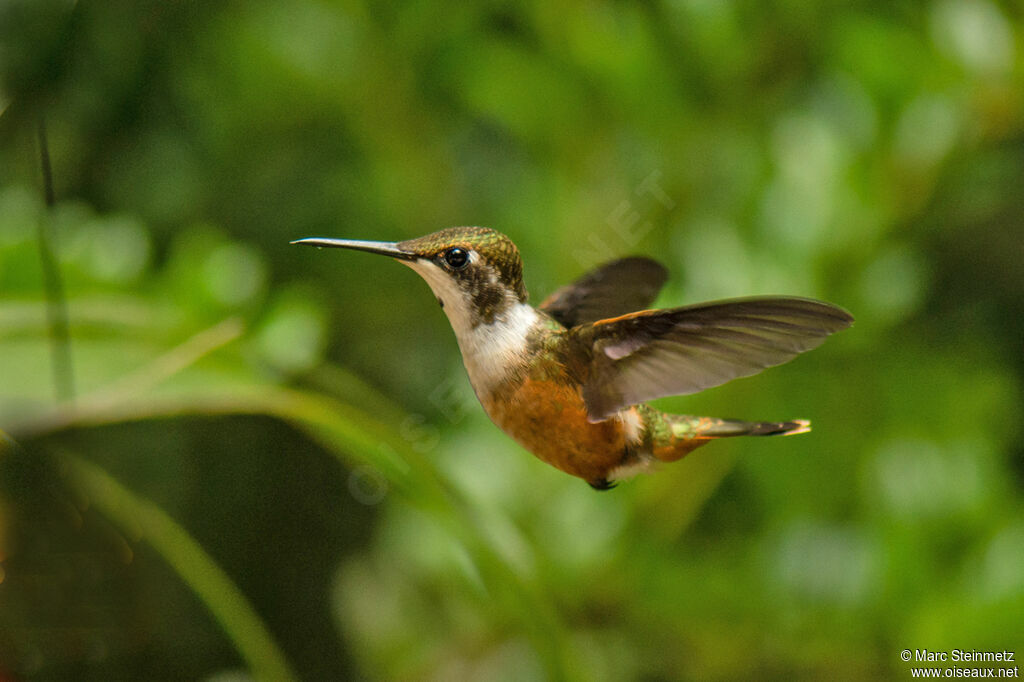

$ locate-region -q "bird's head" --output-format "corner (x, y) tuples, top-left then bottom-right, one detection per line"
(293, 226), (528, 336)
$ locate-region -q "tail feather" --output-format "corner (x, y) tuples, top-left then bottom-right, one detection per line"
(638, 406), (811, 463)
(700, 418), (811, 437)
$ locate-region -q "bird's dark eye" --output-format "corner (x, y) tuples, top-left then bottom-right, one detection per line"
(443, 247), (469, 270)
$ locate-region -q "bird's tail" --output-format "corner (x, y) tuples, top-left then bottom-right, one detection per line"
(693, 417), (811, 438)
(637, 406), (810, 463)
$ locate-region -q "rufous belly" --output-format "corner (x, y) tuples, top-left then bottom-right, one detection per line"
(481, 377), (630, 483)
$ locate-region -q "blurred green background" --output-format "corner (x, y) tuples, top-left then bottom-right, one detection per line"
(1, 1), (1022, 680)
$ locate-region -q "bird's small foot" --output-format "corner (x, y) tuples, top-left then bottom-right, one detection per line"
(588, 478), (617, 491)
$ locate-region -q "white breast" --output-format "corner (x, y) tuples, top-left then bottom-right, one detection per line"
(460, 302), (539, 391)
(403, 258), (539, 393)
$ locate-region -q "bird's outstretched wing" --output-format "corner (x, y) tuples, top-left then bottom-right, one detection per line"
(539, 257), (668, 328)
(571, 297), (854, 421)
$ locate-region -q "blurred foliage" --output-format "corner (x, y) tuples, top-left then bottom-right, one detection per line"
(1, 0), (1023, 680)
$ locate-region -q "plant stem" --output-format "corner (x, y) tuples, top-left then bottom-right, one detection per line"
(64, 452), (298, 682)
(36, 116), (75, 401)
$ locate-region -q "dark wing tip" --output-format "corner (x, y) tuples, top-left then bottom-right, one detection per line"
(541, 256), (672, 328)
(620, 257), (670, 292)
(796, 299), (855, 332)
(623, 255), (669, 276)
(830, 303), (855, 327)
(729, 296), (855, 332)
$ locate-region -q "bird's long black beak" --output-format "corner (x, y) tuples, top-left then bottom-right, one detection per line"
(290, 238), (417, 260)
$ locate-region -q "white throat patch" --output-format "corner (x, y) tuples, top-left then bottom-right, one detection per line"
(402, 258), (538, 392)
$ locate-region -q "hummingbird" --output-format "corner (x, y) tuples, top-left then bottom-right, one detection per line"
(293, 227), (853, 490)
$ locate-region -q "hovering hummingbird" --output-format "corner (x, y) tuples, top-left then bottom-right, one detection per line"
(293, 227), (852, 490)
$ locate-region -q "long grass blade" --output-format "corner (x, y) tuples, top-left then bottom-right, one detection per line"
(63, 452), (298, 682)
(13, 385), (577, 680)
(35, 117), (75, 401)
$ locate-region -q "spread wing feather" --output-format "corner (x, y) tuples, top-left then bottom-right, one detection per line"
(573, 297), (854, 421)
(539, 257), (668, 328)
